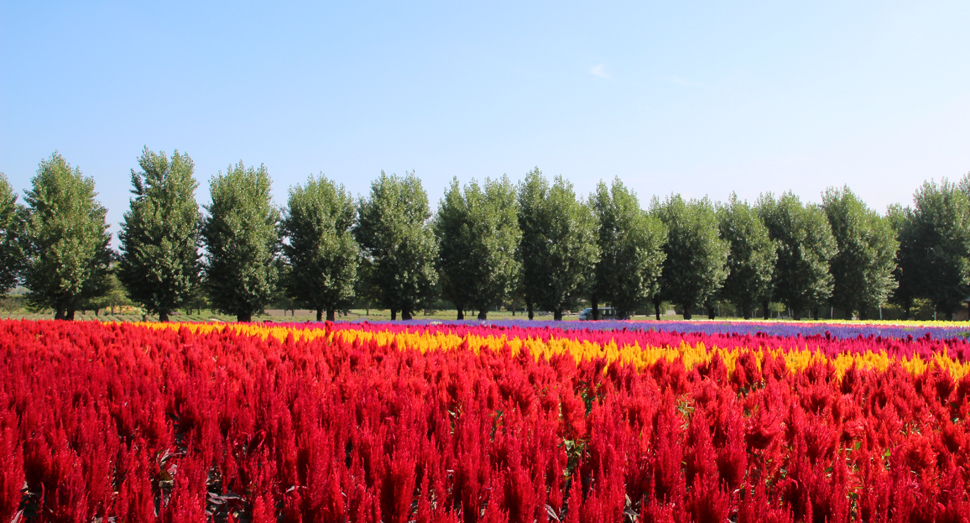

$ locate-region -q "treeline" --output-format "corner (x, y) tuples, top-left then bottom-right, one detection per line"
(0, 149), (967, 322)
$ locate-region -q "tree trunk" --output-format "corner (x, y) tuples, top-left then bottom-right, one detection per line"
(653, 296), (661, 320)
(762, 300), (770, 320)
(591, 296), (600, 320)
(707, 307), (715, 320)
(326, 308), (335, 322)
(316, 309), (323, 322)
(237, 312), (252, 322)
(55, 308), (66, 320)
(553, 310), (563, 321)
(159, 310), (170, 322)
(742, 306), (751, 320)
(792, 309), (801, 321)
(391, 309), (397, 320)
(683, 309), (692, 320)
(527, 302), (534, 320)
(457, 309), (464, 320)
(812, 307), (820, 320)
(478, 310), (487, 320)
(66, 309), (75, 321)
(402, 310), (413, 320)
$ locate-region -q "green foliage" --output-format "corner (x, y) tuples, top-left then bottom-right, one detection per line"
(887, 203), (919, 318)
(717, 193), (776, 319)
(516, 169), (546, 318)
(82, 272), (135, 314)
(0, 173), (26, 294)
(517, 168), (599, 320)
(356, 171), (438, 319)
(201, 162), (281, 322)
(905, 177), (970, 319)
(434, 179), (469, 317)
(353, 256), (382, 310)
(653, 195), (729, 319)
(758, 192), (836, 319)
(281, 174), (359, 322)
(22, 153), (113, 320)
(434, 176), (521, 320)
(822, 186), (898, 318)
(117, 147), (202, 322)
(590, 178), (666, 318)
(181, 291), (210, 316)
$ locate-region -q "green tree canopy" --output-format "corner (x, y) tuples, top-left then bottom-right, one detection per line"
(82, 272), (135, 316)
(822, 186), (898, 319)
(758, 191), (836, 320)
(653, 195), (729, 320)
(887, 203), (920, 318)
(22, 153), (113, 320)
(906, 177), (970, 319)
(517, 168), (599, 321)
(117, 147), (202, 322)
(717, 193), (776, 319)
(434, 176), (521, 320)
(201, 162), (280, 322)
(281, 174), (359, 322)
(0, 173), (25, 295)
(356, 171), (438, 320)
(515, 169), (546, 319)
(590, 178), (666, 319)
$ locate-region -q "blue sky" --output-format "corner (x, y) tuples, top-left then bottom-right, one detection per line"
(2, 1), (969, 238)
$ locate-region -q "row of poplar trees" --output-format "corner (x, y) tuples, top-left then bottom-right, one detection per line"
(0, 149), (967, 322)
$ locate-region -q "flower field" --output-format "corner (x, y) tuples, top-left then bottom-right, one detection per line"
(3, 319), (970, 522)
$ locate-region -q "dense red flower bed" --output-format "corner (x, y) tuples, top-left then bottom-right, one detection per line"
(2, 319), (970, 522)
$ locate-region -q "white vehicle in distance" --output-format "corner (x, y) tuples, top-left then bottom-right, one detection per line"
(577, 307), (628, 320)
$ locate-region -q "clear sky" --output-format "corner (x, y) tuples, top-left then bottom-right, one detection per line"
(2, 1), (969, 239)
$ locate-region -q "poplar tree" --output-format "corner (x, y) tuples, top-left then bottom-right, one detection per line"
(201, 162), (281, 322)
(22, 153), (113, 320)
(717, 193), (776, 319)
(758, 192), (836, 320)
(0, 173), (25, 294)
(653, 195), (729, 320)
(907, 177), (970, 319)
(887, 204), (919, 318)
(118, 147), (202, 322)
(516, 170), (547, 319)
(281, 174), (358, 322)
(356, 171), (438, 320)
(434, 176), (521, 320)
(590, 178), (666, 319)
(822, 186), (898, 319)
(517, 168), (599, 321)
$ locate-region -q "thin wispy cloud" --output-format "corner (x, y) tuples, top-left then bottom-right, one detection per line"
(590, 64), (610, 79)
(661, 75), (711, 89)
